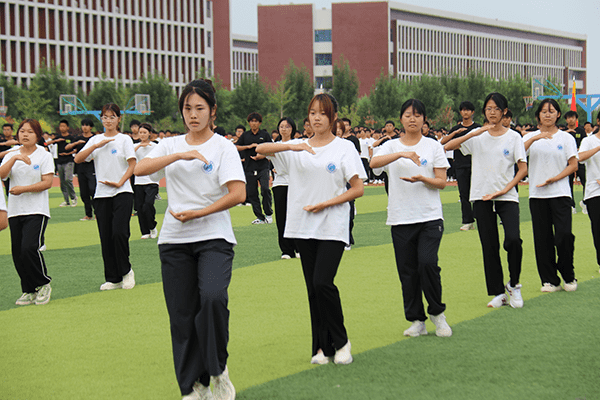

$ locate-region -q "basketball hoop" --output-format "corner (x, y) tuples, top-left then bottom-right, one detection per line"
(523, 96), (534, 111)
(0, 105), (7, 118)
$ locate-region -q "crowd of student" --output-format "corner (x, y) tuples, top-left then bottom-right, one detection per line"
(2, 81), (600, 400)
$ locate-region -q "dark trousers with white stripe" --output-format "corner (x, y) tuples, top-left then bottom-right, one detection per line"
(94, 193), (133, 283)
(159, 239), (233, 395)
(294, 239), (348, 357)
(529, 197), (575, 286)
(9, 214), (51, 293)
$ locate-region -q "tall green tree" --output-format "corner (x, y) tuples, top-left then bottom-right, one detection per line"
(281, 60), (314, 123)
(332, 55), (360, 109)
(369, 72), (406, 122)
(0, 71), (25, 120)
(14, 79), (53, 122)
(131, 72), (177, 123)
(230, 76), (272, 121)
(30, 63), (76, 125)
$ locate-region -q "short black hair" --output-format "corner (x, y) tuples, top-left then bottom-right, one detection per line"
(59, 119), (69, 126)
(235, 124), (246, 131)
(384, 120), (395, 126)
(584, 121), (592, 126)
(400, 99), (427, 120)
(564, 110), (578, 119)
(247, 112), (262, 123)
(129, 119), (141, 127)
(503, 109), (513, 119)
(2, 123), (13, 129)
(341, 117), (351, 126)
(81, 118), (94, 127)
(459, 101), (475, 111)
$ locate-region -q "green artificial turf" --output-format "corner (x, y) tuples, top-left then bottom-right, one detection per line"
(0, 184), (598, 399)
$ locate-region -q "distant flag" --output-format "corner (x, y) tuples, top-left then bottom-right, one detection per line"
(571, 77), (578, 127)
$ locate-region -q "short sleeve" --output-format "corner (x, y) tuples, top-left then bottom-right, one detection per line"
(522, 132), (534, 156)
(460, 136), (474, 156)
(80, 136), (97, 162)
(513, 134), (527, 163)
(341, 141), (367, 182)
(40, 151), (55, 175)
(432, 141), (450, 169)
(122, 136), (137, 161)
(371, 140), (394, 176)
(218, 141), (246, 187)
(564, 133), (579, 161)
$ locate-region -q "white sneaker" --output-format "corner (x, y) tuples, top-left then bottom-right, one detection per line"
(265, 215), (273, 224)
(310, 349), (329, 365)
(15, 292), (37, 306)
(140, 234), (151, 239)
(100, 281), (123, 291)
(211, 366), (235, 400)
(122, 269), (135, 290)
(251, 218), (265, 225)
(563, 280), (578, 292)
(572, 207), (577, 214)
(403, 321), (427, 337)
(39, 244), (47, 251)
(580, 201), (588, 215)
(505, 282), (523, 308)
(334, 341), (353, 365)
(184, 381), (215, 400)
(487, 293), (508, 308)
(281, 254), (291, 260)
(71, 196), (78, 207)
(541, 283), (562, 292)
(460, 223), (475, 231)
(150, 228), (158, 239)
(344, 245), (352, 251)
(430, 312), (452, 337)
(35, 283), (52, 305)
(59, 201), (69, 207)
(295, 252), (301, 259)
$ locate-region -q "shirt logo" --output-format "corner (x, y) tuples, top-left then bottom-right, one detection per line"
(33, 164), (40, 170)
(421, 159), (428, 166)
(111, 149), (118, 155)
(326, 163), (337, 173)
(503, 149), (510, 157)
(557, 145), (563, 151)
(202, 161), (214, 174)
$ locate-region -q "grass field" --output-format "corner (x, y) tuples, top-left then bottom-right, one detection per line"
(1, 184), (599, 399)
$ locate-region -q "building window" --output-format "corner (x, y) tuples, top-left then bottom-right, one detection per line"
(207, 31), (211, 47)
(207, 1), (211, 18)
(208, 60), (212, 76)
(314, 29), (331, 42)
(315, 76), (332, 88)
(315, 53), (332, 66)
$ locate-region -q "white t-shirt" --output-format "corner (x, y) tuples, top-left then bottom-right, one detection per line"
(460, 129), (526, 202)
(359, 137), (374, 159)
(579, 135), (600, 201)
(373, 137), (449, 225)
(134, 142), (160, 185)
(82, 133), (136, 198)
(268, 140), (303, 187)
(1, 145), (54, 218)
(146, 134), (245, 245)
(523, 130), (578, 199)
(276, 137), (367, 244)
(0, 190), (5, 211)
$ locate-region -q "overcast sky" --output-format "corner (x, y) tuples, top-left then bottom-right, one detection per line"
(231, 0), (600, 107)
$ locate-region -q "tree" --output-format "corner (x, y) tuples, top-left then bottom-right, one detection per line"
(0, 71), (25, 120)
(331, 55), (360, 109)
(131, 72), (178, 123)
(29, 63), (76, 125)
(14, 79), (53, 122)
(369, 72), (405, 122)
(281, 60), (314, 123)
(270, 78), (293, 120)
(230, 76), (272, 121)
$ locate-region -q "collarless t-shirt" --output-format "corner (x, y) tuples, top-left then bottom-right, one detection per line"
(277, 137), (367, 244)
(81, 133), (136, 198)
(579, 135), (600, 201)
(134, 142), (159, 185)
(1, 145), (54, 218)
(146, 134), (245, 245)
(523, 130), (578, 199)
(460, 129), (526, 202)
(373, 137), (449, 225)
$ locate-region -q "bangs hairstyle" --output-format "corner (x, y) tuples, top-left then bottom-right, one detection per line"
(535, 98), (562, 123)
(17, 118), (44, 142)
(277, 117), (297, 136)
(400, 99), (427, 120)
(101, 103), (121, 118)
(179, 79), (217, 127)
(334, 119), (345, 134)
(81, 118), (94, 128)
(483, 92), (508, 114)
(307, 93), (338, 130)
(139, 122), (154, 134)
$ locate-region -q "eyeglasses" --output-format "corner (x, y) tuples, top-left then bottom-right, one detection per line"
(484, 107), (502, 113)
(279, 125), (292, 130)
(101, 116), (119, 121)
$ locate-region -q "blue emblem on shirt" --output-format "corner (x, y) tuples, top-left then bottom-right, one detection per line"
(503, 149), (510, 157)
(421, 159), (428, 166)
(202, 161), (214, 174)
(111, 149), (118, 155)
(326, 163), (337, 173)
(557, 145), (563, 151)
(33, 164), (40, 170)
